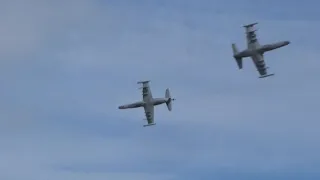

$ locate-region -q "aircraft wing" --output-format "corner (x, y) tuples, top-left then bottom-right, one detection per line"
(244, 22), (260, 48)
(252, 54), (274, 78)
(138, 80), (153, 101)
(256, 65), (268, 76)
(143, 104), (154, 125)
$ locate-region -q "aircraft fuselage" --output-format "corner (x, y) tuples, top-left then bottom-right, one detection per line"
(118, 98), (168, 109)
(257, 41), (290, 53)
(235, 41), (290, 67)
(235, 41), (290, 59)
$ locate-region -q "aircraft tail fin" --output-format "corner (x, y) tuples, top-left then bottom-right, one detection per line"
(232, 43), (243, 69)
(165, 88), (175, 111)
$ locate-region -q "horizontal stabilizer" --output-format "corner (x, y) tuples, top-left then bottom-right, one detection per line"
(165, 88), (175, 111)
(232, 43), (242, 69)
(235, 58), (242, 69)
(143, 123), (156, 127)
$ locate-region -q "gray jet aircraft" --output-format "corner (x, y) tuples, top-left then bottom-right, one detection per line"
(118, 80), (175, 127)
(232, 22), (290, 78)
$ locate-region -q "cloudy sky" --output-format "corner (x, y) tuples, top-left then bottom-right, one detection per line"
(1, 0), (320, 179)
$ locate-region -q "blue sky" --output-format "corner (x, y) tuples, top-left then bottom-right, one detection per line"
(0, 0), (320, 179)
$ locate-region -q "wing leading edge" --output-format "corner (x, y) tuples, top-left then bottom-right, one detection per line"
(138, 80), (153, 101)
(138, 81), (155, 127)
(143, 105), (155, 127)
(252, 54), (274, 78)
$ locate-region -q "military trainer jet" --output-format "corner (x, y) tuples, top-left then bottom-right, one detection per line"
(232, 22), (290, 78)
(118, 80), (175, 127)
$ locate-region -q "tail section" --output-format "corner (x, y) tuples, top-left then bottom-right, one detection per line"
(165, 88), (175, 111)
(232, 43), (243, 69)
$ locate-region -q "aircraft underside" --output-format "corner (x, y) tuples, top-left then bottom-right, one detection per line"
(118, 81), (175, 127)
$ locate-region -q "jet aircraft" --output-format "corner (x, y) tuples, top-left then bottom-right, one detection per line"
(118, 80), (175, 127)
(232, 22), (290, 78)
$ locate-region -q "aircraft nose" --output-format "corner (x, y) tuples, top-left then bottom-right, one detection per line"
(285, 41), (290, 45)
(118, 106), (123, 109)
